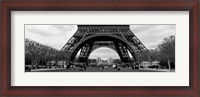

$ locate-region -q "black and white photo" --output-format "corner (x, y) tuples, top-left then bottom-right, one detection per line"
(25, 25), (175, 72)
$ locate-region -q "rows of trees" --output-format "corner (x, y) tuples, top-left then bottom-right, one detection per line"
(137, 35), (175, 69)
(25, 35), (175, 69)
(25, 39), (64, 68)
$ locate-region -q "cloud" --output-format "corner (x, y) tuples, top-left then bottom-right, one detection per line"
(26, 25), (54, 36)
(25, 25), (77, 50)
(25, 24), (175, 59)
(130, 25), (175, 49)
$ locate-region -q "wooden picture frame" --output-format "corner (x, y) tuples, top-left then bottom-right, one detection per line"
(0, 0), (199, 96)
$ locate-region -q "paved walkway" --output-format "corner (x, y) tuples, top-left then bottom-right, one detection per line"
(29, 67), (174, 72)
(31, 68), (65, 72)
(139, 68), (172, 72)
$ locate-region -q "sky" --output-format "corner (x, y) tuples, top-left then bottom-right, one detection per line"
(25, 25), (175, 60)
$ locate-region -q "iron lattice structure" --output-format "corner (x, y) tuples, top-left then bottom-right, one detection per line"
(61, 25), (147, 64)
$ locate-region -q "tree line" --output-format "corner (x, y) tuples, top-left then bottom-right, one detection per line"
(137, 35), (175, 68)
(25, 39), (64, 67)
(25, 35), (175, 69)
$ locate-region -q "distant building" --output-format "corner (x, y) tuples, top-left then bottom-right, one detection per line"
(96, 57), (102, 66)
(107, 57), (113, 65)
(96, 57), (101, 62)
(96, 57), (114, 66)
(140, 60), (160, 68)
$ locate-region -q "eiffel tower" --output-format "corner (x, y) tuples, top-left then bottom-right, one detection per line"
(61, 25), (147, 65)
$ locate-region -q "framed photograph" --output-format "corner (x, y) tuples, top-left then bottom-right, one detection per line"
(1, 0), (199, 97)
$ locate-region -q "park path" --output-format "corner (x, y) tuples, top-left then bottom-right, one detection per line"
(29, 67), (172, 72)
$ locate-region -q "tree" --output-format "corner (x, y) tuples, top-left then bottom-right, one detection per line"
(157, 35), (175, 69)
(137, 50), (149, 62)
(137, 49), (159, 63)
(25, 38), (60, 68)
(136, 35), (175, 69)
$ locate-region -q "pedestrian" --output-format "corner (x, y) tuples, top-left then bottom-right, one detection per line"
(84, 64), (86, 71)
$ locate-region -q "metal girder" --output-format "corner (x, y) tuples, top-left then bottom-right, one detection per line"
(78, 43), (93, 62)
(114, 42), (131, 63)
(61, 25), (148, 64)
